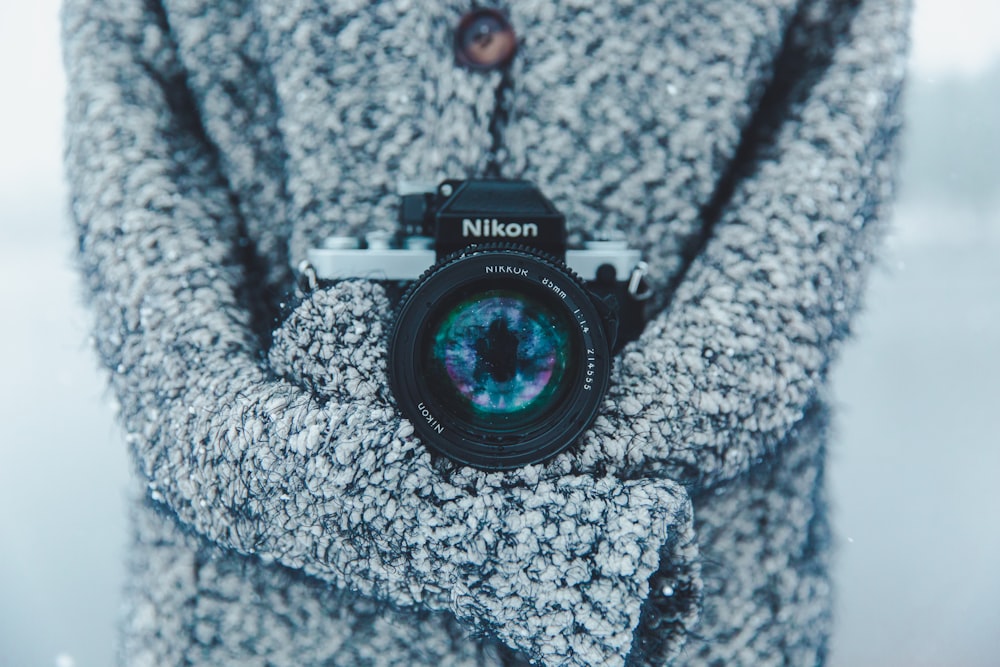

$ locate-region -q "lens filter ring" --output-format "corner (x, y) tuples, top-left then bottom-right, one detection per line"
(388, 244), (612, 470)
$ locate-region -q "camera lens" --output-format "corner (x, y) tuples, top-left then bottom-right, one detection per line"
(389, 245), (613, 470)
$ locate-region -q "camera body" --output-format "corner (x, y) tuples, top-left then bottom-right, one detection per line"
(305, 180), (649, 470)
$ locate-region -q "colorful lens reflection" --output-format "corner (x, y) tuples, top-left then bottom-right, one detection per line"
(428, 290), (570, 418)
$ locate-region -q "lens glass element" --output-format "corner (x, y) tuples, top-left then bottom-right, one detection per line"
(425, 288), (574, 427)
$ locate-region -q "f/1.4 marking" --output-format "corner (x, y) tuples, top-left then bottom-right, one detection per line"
(416, 402), (445, 434)
(462, 218), (539, 238)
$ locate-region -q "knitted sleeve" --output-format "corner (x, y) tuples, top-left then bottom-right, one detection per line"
(62, 1), (697, 665)
(558, 0), (909, 485)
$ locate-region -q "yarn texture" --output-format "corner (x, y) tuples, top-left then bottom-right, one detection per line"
(62, 0), (909, 664)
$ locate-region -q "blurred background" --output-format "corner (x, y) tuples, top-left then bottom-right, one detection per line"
(0, 1), (997, 665)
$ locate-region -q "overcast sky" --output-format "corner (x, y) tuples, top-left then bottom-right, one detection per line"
(909, 0), (1000, 78)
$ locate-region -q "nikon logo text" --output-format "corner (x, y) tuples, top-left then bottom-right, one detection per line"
(417, 402), (445, 434)
(462, 218), (539, 238)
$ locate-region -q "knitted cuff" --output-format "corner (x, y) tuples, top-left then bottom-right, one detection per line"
(269, 280), (392, 404)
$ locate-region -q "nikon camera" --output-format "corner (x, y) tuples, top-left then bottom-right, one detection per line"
(304, 180), (649, 470)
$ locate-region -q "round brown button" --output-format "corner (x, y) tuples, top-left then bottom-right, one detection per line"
(454, 8), (517, 71)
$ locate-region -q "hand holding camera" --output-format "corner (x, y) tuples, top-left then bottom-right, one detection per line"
(299, 180), (651, 470)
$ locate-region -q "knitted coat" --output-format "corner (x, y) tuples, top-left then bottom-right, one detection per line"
(62, 0), (909, 665)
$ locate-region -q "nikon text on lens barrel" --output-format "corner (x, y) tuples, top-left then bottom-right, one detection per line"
(304, 180), (651, 470)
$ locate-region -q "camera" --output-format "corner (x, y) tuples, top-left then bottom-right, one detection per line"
(304, 180), (649, 470)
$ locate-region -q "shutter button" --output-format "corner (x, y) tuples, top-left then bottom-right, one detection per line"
(454, 8), (517, 71)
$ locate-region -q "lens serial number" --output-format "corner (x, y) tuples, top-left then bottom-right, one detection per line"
(583, 349), (596, 390)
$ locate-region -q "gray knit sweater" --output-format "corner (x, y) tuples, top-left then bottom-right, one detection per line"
(62, 0), (908, 665)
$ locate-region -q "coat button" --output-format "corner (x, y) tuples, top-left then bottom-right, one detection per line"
(454, 8), (517, 71)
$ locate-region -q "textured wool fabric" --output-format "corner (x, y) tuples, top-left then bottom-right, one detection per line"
(62, 0), (909, 664)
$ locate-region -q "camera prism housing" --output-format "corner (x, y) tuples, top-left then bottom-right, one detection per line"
(306, 179), (649, 470)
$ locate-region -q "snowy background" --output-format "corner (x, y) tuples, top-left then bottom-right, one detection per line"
(1, 1), (997, 665)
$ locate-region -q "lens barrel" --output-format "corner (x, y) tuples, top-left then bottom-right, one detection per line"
(388, 245), (613, 470)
